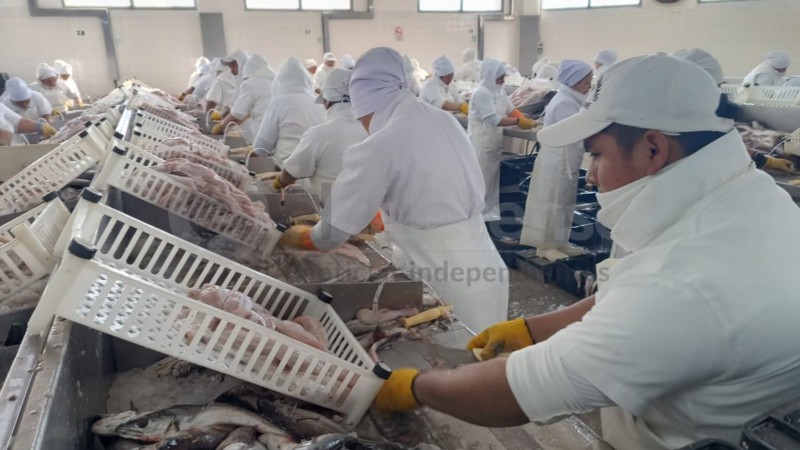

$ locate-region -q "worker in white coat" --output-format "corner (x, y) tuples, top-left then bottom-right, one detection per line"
(53, 59), (83, 107)
(371, 55), (800, 450)
(187, 56), (209, 90)
(313, 52), (337, 93)
(274, 69), (368, 204)
(278, 47), (509, 333)
(594, 49), (617, 76)
(743, 51), (791, 86)
(402, 55), (421, 96)
(189, 59), (217, 104)
(420, 56), (468, 114)
(410, 58), (429, 84)
(211, 54), (276, 143)
(455, 48), (481, 83)
(340, 55), (355, 70)
(304, 59), (318, 77)
(205, 64), (237, 115)
(520, 60), (593, 260)
(1, 78), (52, 122)
(0, 103), (57, 140)
(468, 58), (536, 221)
(253, 57), (324, 167)
(29, 63), (69, 114)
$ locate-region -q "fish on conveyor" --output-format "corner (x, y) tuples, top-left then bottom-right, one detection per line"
(114, 403), (291, 444)
(286, 433), (403, 450)
(255, 397), (349, 440)
(215, 426), (268, 450)
(93, 411), (150, 436)
(156, 425), (235, 450)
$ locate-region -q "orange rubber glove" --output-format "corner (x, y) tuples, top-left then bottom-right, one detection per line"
(467, 318), (534, 361)
(368, 211), (384, 234)
(372, 368), (421, 412)
(278, 225), (316, 250)
(509, 109), (525, 119)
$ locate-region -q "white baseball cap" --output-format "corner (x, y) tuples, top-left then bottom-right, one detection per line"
(538, 55), (733, 148)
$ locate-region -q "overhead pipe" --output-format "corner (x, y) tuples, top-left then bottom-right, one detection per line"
(28, 0), (120, 86)
(321, 0), (374, 53)
(477, 0), (516, 60)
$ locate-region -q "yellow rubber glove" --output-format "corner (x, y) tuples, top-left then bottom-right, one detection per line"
(273, 175), (284, 191)
(51, 109), (61, 116)
(178, 92), (186, 101)
(764, 157), (794, 173)
(467, 318), (533, 361)
(789, 179), (800, 187)
(78, 102), (87, 108)
(211, 123), (225, 135)
(372, 368), (421, 412)
(517, 117), (536, 130)
(278, 225), (316, 250)
(41, 123), (57, 138)
(459, 103), (469, 115)
(65, 99), (75, 109)
(210, 111), (222, 121)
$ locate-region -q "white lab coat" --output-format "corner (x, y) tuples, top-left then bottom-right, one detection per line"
(192, 74), (214, 104)
(281, 102), (368, 204)
(468, 60), (514, 221)
(57, 78), (81, 104)
(419, 76), (460, 109)
(455, 60), (481, 83)
(205, 70), (237, 111)
(742, 62), (788, 86)
(230, 77), (272, 144)
(0, 113), (12, 134)
(321, 92), (508, 332)
(0, 103), (22, 131)
(506, 130), (800, 448)
(29, 81), (68, 114)
(254, 60), (324, 166)
(520, 85), (587, 249)
(313, 65), (336, 92)
(1, 91), (52, 121)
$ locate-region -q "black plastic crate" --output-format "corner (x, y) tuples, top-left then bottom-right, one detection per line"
(500, 154), (535, 187)
(741, 399), (800, 450)
(485, 218), (531, 269)
(678, 438), (740, 450)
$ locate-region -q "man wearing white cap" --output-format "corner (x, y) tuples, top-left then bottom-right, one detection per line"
(313, 52), (337, 93)
(468, 58), (536, 221)
(253, 57), (324, 166)
(340, 55), (355, 70)
(594, 49), (617, 76)
(304, 59), (318, 76)
(29, 63), (69, 114)
(743, 50), (791, 86)
(455, 48), (481, 83)
(420, 56), (468, 114)
(1, 77), (52, 122)
(278, 47), (508, 333)
(520, 59), (593, 261)
(53, 59), (83, 108)
(273, 68), (367, 204)
(370, 54), (800, 449)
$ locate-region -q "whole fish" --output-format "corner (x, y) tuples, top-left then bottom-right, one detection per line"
(215, 426), (257, 449)
(104, 439), (157, 450)
(255, 397), (349, 440)
(115, 403), (290, 443)
(157, 425), (235, 450)
(93, 411), (150, 436)
(289, 434), (403, 450)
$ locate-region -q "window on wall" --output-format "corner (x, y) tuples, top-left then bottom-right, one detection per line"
(419, 0), (503, 12)
(245, 0), (351, 10)
(64, 0), (196, 7)
(541, 0), (639, 9)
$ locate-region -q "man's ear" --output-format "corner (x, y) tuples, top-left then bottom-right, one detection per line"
(642, 130), (671, 175)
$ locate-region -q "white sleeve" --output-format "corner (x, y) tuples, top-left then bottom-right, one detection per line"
(282, 128), (319, 179)
(34, 93), (52, 117)
(206, 81), (223, 104)
(0, 114), (12, 133)
(253, 103), (280, 151)
(420, 81), (446, 108)
(0, 103), (22, 129)
(471, 89), (502, 126)
(230, 82), (255, 120)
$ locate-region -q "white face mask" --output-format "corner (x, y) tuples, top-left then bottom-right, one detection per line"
(595, 175), (652, 230)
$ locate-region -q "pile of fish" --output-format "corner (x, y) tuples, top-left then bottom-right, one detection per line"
(736, 122), (791, 153)
(41, 113), (104, 144)
(508, 84), (554, 108)
(148, 139), (251, 187)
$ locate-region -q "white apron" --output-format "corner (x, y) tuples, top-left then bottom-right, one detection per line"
(272, 138), (298, 168)
(469, 94), (513, 222)
(382, 214), (508, 333)
(520, 143), (584, 249)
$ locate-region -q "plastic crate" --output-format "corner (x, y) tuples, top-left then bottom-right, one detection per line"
(0, 193), (70, 301)
(720, 84), (742, 100)
(739, 85), (800, 108)
(30, 195), (387, 426)
(740, 399), (800, 450)
(129, 126), (229, 156)
(0, 127), (107, 215)
(133, 109), (197, 135)
(92, 146), (280, 256)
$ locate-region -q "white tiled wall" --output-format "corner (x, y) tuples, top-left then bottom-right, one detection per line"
(539, 0), (800, 79)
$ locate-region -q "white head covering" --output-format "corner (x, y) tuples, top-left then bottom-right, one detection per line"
(316, 68), (351, 104)
(209, 58), (223, 74)
(304, 59), (318, 69)
(242, 54), (276, 80)
(350, 47), (408, 119)
(323, 52), (337, 62)
(536, 64), (558, 81)
(273, 57), (313, 97)
(531, 57), (551, 77)
(432, 55), (455, 77)
(5, 78), (31, 102)
(341, 55), (356, 70)
(54, 59), (73, 76)
(767, 51), (791, 70)
(558, 60), (593, 87)
(479, 58), (507, 90)
(198, 62), (212, 76)
(36, 63), (58, 80)
(671, 48), (724, 85)
(195, 56), (209, 69)
(595, 50), (617, 66)
(411, 58), (421, 70)
(402, 55), (415, 83)
(222, 48), (249, 74)
(462, 48), (478, 63)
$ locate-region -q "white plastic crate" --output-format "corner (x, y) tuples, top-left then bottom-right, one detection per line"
(133, 109), (197, 135)
(92, 147), (280, 255)
(115, 139), (252, 190)
(0, 127), (107, 215)
(31, 195), (387, 426)
(720, 83), (741, 99)
(0, 194), (70, 301)
(738, 85), (800, 107)
(129, 126), (229, 156)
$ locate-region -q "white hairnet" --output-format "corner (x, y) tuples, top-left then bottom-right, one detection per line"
(536, 64), (558, 81)
(411, 58), (421, 70)
(432, 55), (455, 77)
(304, 59), (318, 69)
(595, 50), (617, 66)
(195, 57), (209, 69)
(402, 55), (415, 78)
(350, 47), (407, 119)
(479, 58), (506, 89)
(672, 48), (724, 85)
(767, 51), (791, 70)
(323, 52), (337, 62)
(317, 68), (351, 103)
(557, 60), (593, 87)
(222, 48), (249, 72)
(462, 48), (478, 63)
(36, 63), (58, 80)
(341, 55), (355, 70)
(242, 54), (276, 80)
(273, 57), (313, 96)
(199, 62), (212, 76)
(54, 59), (73, 75)
(531, 57), (551, 77)
(5, 78), (31, 102)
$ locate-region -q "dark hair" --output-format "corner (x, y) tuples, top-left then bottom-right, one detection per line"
(599, 123), (726, 157)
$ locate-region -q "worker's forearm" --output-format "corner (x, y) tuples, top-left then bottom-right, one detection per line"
(441, 101), (461, 112)
(16, 118), (39, 134)
(0, 130), (11, 146)
(205, 101), (218, 112)
(414, 358), (528, 427)
(278, 170), (297, 188)
(498, 117), (519, 127)
(527, 295), (595, 343)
